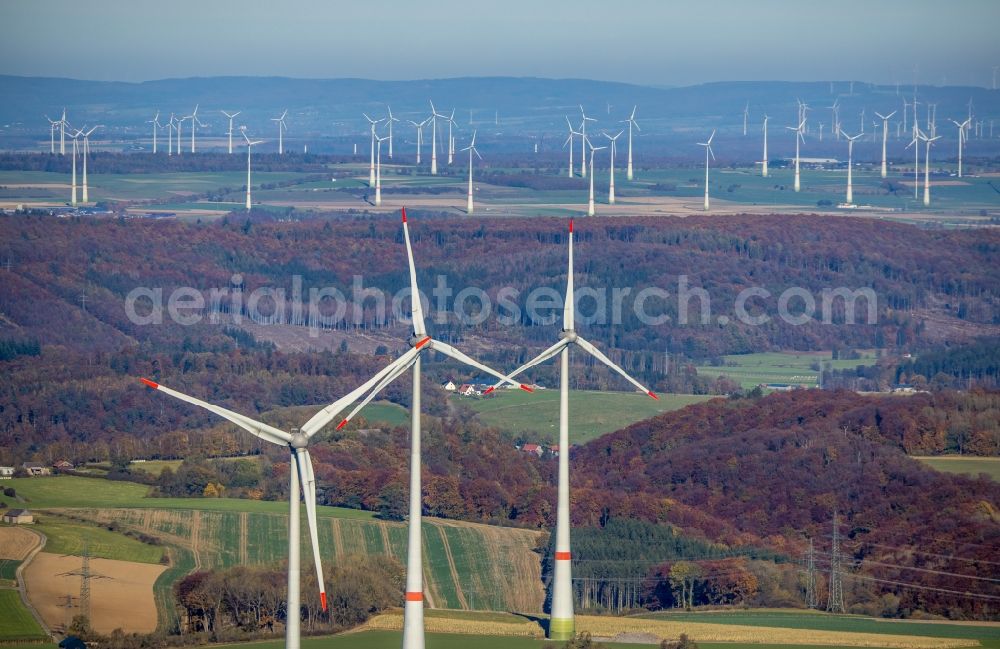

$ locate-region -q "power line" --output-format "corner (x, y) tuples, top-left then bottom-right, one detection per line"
(856, 542), (1000, 566)
(826, 511), (845, 614)
(811, 549), (1000, 584)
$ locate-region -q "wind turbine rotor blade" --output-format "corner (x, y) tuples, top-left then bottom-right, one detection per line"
(138, 378), (292, 445)
(337, 351), (421, 427)
(300, 347), (422, 437)
(294, 448), (327, 611)
(484, 338), (571, 393)
(401, 208), (427, 336)
(430, 340), (529, 391)
(573, 336), (658, 399)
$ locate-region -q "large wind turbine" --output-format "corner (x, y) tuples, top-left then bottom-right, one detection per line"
(374, 133), (388, 207)
(840, 129), (863, 205)
(585, 137), (606, 216)
(272, 109), (288, 155)
(176, 115), (185, 156)
(461, 130), (481, 214)
(138, 369), (412, 649)
(386, 106), (399, 159)
(951, 118), (971, 178)
(625, 106), (639, 180)
(579, 105), (596, 178)
(919, 131), (941, 207)
(698, 130), (716, 211)
(330, 209), (528, 649)
(81, 125), (101, 203)
(603, 130), (623, 205)
(761, 115), (769, 178)
(147, 112), (162, 154)
(186, 104), (205, 154)
(429, 101), (446, 175)
(241, 126), (263, 210)
(875, 111), (896, 178)
(363, 113), (384, 186)
(483, 219), (658, 641)
(786, 118), (805, 192)
(221, 110), (241, 154)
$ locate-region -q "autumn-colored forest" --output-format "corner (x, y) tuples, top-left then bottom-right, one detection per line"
(1, 212), (998, 618)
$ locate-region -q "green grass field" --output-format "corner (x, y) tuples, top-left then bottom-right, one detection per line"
(461, 389), (713, 442)
(0, 559), (20, 582)
(31, 517), (165, 564)
(913, 455), (1000, 482)
(696, 351), (879, 390)
(635, 609), (1000, 643)
(0, 589), (48, 642)
(5, 476), (373, 519)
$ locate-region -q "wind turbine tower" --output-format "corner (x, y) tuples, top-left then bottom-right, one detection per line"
(363, 113), (383, 186)
(484, 219), (658, 641)
(68, 128), (81, 205)
(875, 111), (896, 178)
(187, 104), (205, 153)
(564, 117), (579, 178)
(743, 102), (749, 136)
(625, 106), (639, 180)
(386, 106), (399, 159)
(698, 130), (716, 211)
(374, 133), (388, 207)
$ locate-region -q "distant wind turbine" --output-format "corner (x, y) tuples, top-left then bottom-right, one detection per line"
(241, 126), (263, 210)
(363, 113), (384, 186)
(167, 114), (177, 156)
(272, 109), (288, 155)
(585, 137), (606, 216)
(45, 115), (58, 154)
(761, 115), (769, 178)
(429, 100), (447, 175)
(221, 110), (241, 154)
(905, 128), (922, 200)
(461, 130), (481, 214)
(579, 105), (596, 178)
(743, 102), (750, 136)
(186, 104), (205, 154)
(386, 106), (399, 159)
(840, 129), (863, 205)
(81, 125), (101, 203)
(875, 111), (896, 178)
(625, 106), (639, 181)
(408, 117), (429, 165)
(374, 132), (388, 207)
(446, 109), (456, 165)
(564, 117), (579, 178)
(698, 130), (716, 211)
(918, 131), (941, 206)
(786, 119), (805, 192)
(147, 112), (162, 154)
(603, 130), (623, 204)
(68, 128), (81, 205)
(951, 118), (971, 178)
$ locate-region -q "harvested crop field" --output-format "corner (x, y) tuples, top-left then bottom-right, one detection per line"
(23, 552), (166, 634)
(0, 525), (40, 560)
(69, 508), (545, 613)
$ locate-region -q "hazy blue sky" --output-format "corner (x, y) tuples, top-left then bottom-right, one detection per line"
(2, 0), (998, 86)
